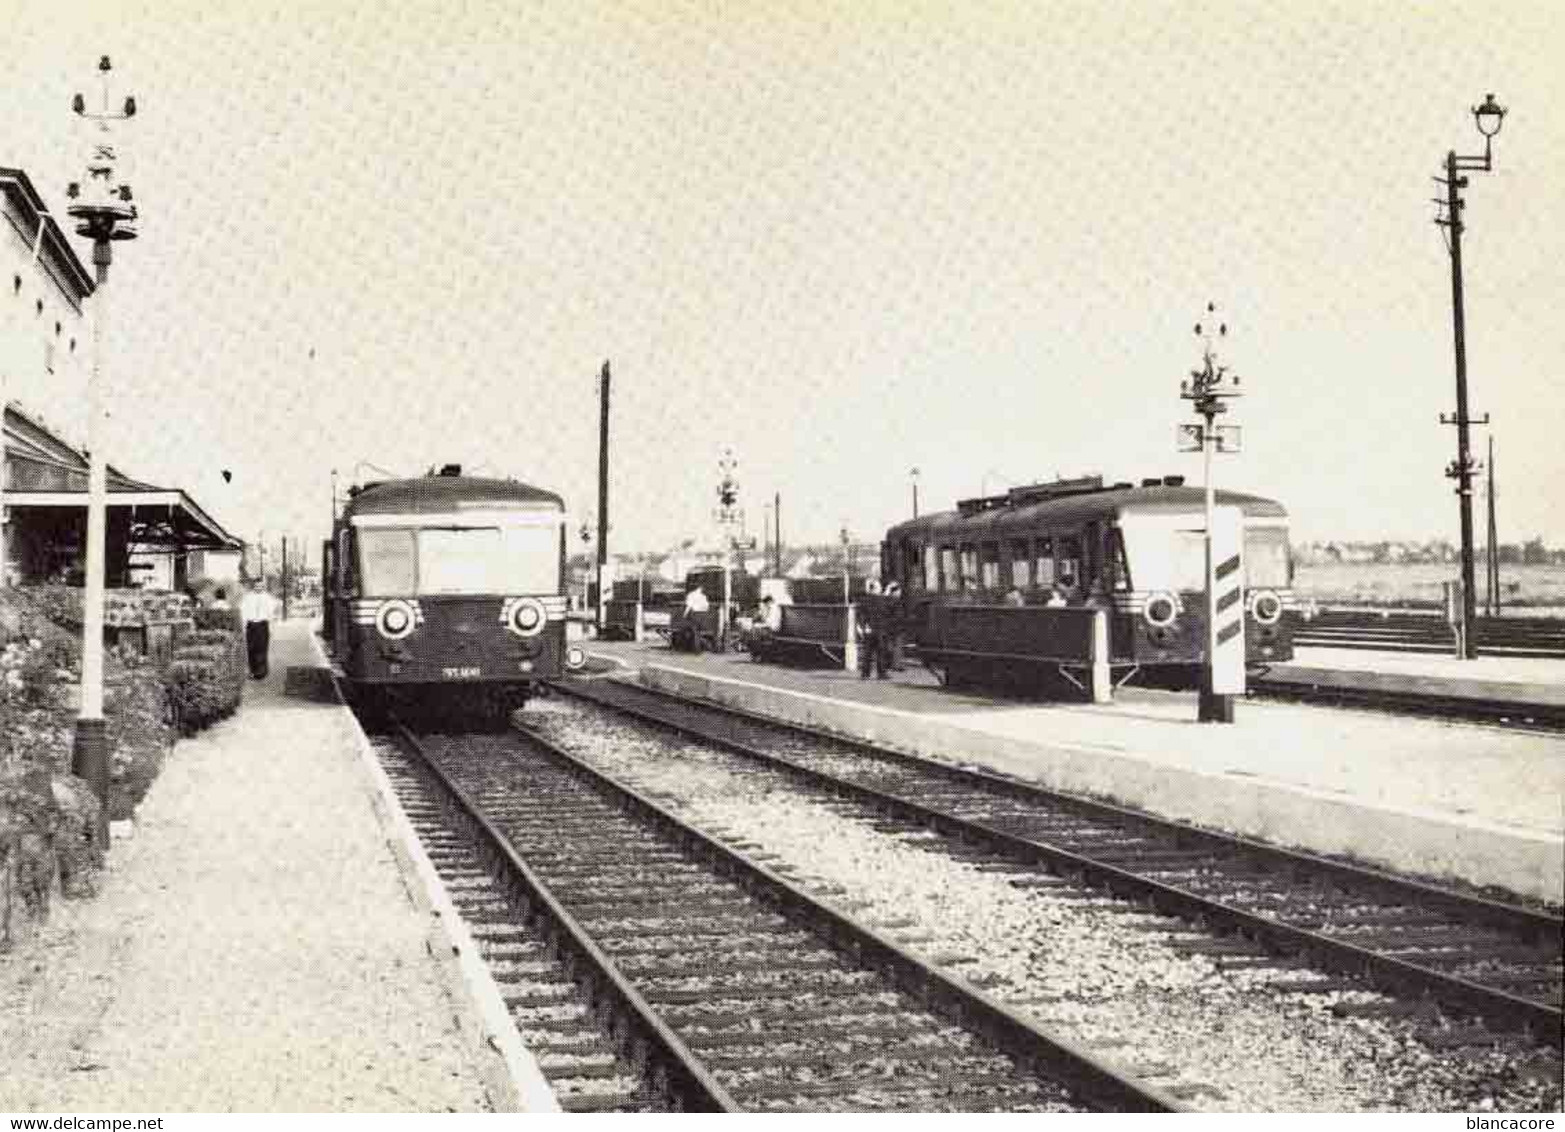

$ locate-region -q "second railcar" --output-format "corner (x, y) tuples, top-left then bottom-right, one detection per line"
(881, 475), (1295, 689)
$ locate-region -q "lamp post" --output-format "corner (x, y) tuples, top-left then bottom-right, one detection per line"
(1435, 93), (1506, 660)
(910, 467), (920, 519)
(1179, 303), (1243, 724)
(65, 55), (139, 847)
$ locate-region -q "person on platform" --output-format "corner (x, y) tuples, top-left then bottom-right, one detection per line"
(760, 594), (782, 631)
(240, 577), (277, 679)
(683, 585), (710, 615)
(857, 580), (889, 680)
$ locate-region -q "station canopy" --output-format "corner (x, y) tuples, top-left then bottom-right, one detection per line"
(3, 402), (241, 551)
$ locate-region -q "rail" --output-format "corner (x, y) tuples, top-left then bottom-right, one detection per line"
(1295, 609), (1565, 659)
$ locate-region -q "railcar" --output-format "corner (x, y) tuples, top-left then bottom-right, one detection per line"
(322, 464), (582, 722)
(881, 475), (1295, 691)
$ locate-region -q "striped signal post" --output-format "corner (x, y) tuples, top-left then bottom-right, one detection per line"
(1179, 303), (1244, 723)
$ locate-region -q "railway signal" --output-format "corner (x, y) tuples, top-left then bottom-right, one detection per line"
(1180, 303), (1244, 723)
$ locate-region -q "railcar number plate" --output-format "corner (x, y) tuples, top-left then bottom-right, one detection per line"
(442, 666), (482, 679)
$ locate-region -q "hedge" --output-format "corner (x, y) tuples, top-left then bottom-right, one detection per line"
(168, 624), (244, 734)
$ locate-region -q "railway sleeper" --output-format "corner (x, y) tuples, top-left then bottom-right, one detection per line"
(652, 992), (913, 1023)
(596, 932), (824, 959)
(611, 951), (847, 977)
(728, 1071), (1066, 1109)
(698, 1044), (1016, 1077)
(640, 980), (894, 1008)
(556, 893), (762, 916)
(680, 1016), (969, 1048)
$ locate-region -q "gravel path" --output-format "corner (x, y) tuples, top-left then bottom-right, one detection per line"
(0, 628), (492, 1112)
(522, 696), (1563, 1113)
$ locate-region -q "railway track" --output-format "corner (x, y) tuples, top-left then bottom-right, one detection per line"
(1248, 674), (1565, 730)
(376, 718), (1180, 1112)
(552, 677), (1564, 1049)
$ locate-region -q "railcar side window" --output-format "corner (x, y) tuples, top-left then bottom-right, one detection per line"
(938, 546), (956, 592)
(1008, 540), (1030, 588)
(338, 530), (354, 590)
(357, 529), (416, 596)
(959, 545), (979, 590)
(1110, 529), (1132, 591)
(903, 541), (923, 592)
(1033, 537), (1055, 586)
(979, 542), (1000, 589)
(1057, 536), (1082, 592)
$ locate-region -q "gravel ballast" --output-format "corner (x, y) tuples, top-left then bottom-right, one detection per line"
(521, 696), (1563, 1113)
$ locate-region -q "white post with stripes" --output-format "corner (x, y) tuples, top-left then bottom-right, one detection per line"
(1182, 301), (1244, 723)
(844, 603), (859, 673)
(1207, 504), (1246, 700)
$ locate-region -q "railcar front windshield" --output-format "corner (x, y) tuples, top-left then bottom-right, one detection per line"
(356, 522), (560, 596)
(1119, 521), (1211, 593)
(1245, 527), (1293, 588)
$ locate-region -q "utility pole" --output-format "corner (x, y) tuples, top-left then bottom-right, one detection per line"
(911, 467), (920, 519)
(1435, 93), (1507, 659)
(595, 360), (611, 633)
(281, 537), (290, 620)
(773, 491), (781, 577)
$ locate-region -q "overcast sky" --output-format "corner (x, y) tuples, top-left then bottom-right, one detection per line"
(4, 0), (1562, 560)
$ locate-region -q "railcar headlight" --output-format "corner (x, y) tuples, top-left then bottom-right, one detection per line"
(376, 599), (417, 640)
(1251, 589), (1283, 625)
(1143, 591), (1179, 629)
(505, 596), (547, 638)
(565, 646), (588, 671)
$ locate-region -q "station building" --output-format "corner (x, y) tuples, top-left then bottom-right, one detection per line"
(2, 166), (240, 592)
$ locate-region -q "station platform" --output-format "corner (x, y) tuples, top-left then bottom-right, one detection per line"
(583, 639), (1565, 906)
(1260, 647), (1565, 718)
(0, 618), (553, 1113)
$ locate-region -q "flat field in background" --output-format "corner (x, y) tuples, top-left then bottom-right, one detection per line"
(1295, 562), (1565, 614)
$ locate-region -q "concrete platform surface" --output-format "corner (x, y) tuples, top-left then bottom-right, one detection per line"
(585, 639), (1564, 905)
(0, 619), (548, 1113)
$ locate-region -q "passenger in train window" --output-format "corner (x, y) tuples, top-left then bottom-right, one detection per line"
(1004, 587), (1026, 606)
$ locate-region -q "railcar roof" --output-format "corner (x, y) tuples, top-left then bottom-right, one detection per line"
(343, 475), (564, 516)
(886, 484), (1287, 542)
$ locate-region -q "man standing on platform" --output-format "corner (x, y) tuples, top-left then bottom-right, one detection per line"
(241, 577), (276, 680)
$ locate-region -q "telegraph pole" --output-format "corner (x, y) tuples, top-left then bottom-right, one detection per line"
(773, 491), (781, 576)
(595, 360), (610, 632)
(1435, 93), (1507, 659)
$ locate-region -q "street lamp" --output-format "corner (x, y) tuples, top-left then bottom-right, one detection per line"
(1435, 93), (1507, 660)
(66, 55), (139, 847)
(1179, 303), (1243, 724)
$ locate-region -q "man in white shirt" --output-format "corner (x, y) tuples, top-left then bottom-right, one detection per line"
(683, 586), (710, 614)
(240, 578), (276, 679)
